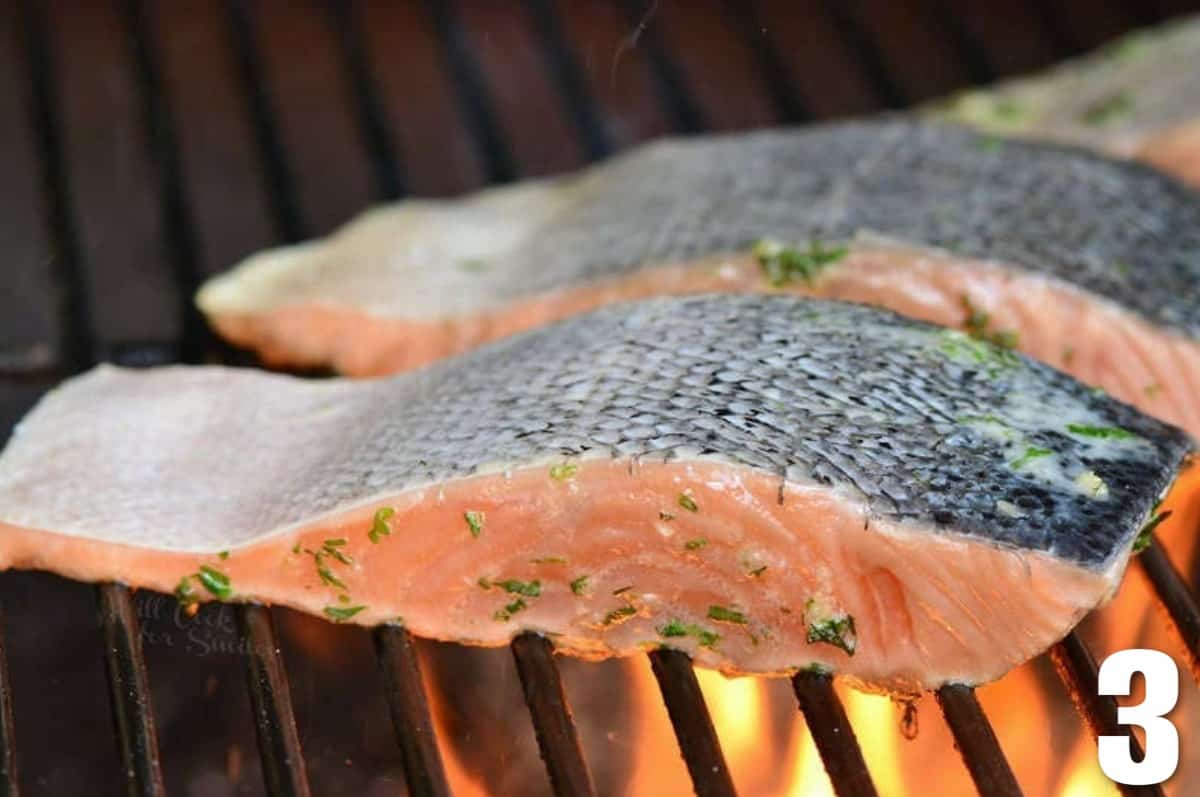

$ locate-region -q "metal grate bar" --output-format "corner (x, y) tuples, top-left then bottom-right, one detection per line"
(223, 0), (305, 243)
(524, 0), (613, 159)
(920, 0), (997, 84)
(721, 0), (813, 123)
(511, 633), (598, 797)
(936, 684), (1023, 797)
(648, 649), (737, 797)
(818, 0), (908, 108)
(324, 0), (405, 201)
(238, 605), (312, 797)
(1050, 632), (1163, 797)
(97, 584), (166, 797)
(618, 0), (706, 133)
(423, 0), (516, 183)
(791, 670), (878, 797)
(0, 605), (16, 797)
(374, 626), (451, 797)
(1137, 535), (1200, 680)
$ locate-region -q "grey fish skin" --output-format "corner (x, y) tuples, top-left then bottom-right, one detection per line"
(0, 295), (1189, 572)
(201, 119), (1200, 341)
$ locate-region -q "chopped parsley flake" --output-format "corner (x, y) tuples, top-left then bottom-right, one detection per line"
(1010, 446), (1053, 470)
(603, 606), (638, 625)
(218, 551), (229, 560)
(494, 598), (527, 622)
(748, 565), (768, 578)
(612, 585), (634, 595)
(315, 560), (347, 590)
(658, 511), (675, 521)
(1075, 469), (1110, 499)
(753, 238), (848, 288)
(1145, 383), (1162, 398)
(464, 511), (485, 538)
(322, 539), (353, 565)
(570, 575), (590, 595)
(1081, 92), (1133, 126)
(658, 619), (720, 648)
(805, 598), (857, 655)
(684, 538), (707, 551)
(175, 576), (197, 605)
(369, 507), (395, 544)
(1066, 423), (1134, 440)
(197, 566), (233, 600)
(530, 556), (568, 565)
(678, 493), (699, 512)
(1133, 509), (1173, 553)
(707, 605), (747, 625)
(549, 463), (578, 481)
(324, 605), (366, 622)
(937, 329), (1018, 375)
(291, 542), (302, 555)
(961, 295), (1018, 350)
(494, 579), (541, 597)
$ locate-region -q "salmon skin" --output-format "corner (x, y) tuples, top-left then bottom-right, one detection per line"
(196, 119), (1200, 440)
(933, 15), (1200, 185)
(0, 296), (1191, 690)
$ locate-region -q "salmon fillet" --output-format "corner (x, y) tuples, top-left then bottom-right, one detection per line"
(196, 121), (1200, 444)
(933, 15), (1200, 185)
(1, 296), (1191, 690)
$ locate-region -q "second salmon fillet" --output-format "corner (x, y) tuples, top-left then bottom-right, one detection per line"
(0, 296), (1191, 691)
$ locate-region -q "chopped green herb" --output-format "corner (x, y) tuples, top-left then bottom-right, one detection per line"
(801, 662), (832, 675)
(1076, 469), (1110, 499)
(937, 330), (1019, 375)
(322, 539), (353, 565)
(707, 605), (747, 625)
(976, 135), (1002, 153)
(753, 238), (848, 288)
(1010, 446), (1053, 470)
(530, 556), (568, 565)
(678, 493), (699, 513)
(658, 511), (675, 522)
(197, 566), (233, 600)
(748, 565), (768, 578)
(218, 550), (230, 560)
(658, 620), (720, 648)
(684, 538), (707, 551)
(549, 463), (579, 481)
(658, 620), (690, 637)
(1145, 383), (1162, 398)
(494, 598), (527, 622)
(324, 538), (347, 547)
(1066, 423), (1134, 440)
(477, 577), (492, 589)
(337, 593), (351, 604)
(804, 599), (856, 655)
(369, 507), (395, 544)
(174, 576), (197, 604)
(317, 564), (347, 590)
(1134, 509), (1173, 553)
(291, 542), (302, 555)
(1081, 92), (1133, 126)
(495, 579), (541, 597)
(961, 295), (1018, 350)
(612, 585), (634, 595)
(324, 605), (366, 623)
(464, 511), (485, 538)
(1062, 346), (1075, 366)
(570, 575), (590, 595)
(603, 606), (638, 625)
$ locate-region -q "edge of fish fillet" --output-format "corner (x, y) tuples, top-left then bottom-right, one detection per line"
(0, 364), (1180, 691)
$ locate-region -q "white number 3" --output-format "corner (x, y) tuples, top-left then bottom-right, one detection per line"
(1097, 649), (1179, 786)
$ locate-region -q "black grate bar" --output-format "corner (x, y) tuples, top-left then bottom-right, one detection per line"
(1025, 1), (1085, 58)
(1049, 632), (1163, 797)
(523, 0), (614, 160)
(935, 685), (1023, 797)
(618, 0), (707, 134)
(14, 0), (95, 370)
(422, 0), (516, 183)
(223, 0), (306, 243)
(790, 670), (878, 797)
(511, 633), (598, 797)
(919, 0), (997, 85)
(647, 649), (737, 797)
(119, 0), (210, 363)
(1137, 535), (1200, 681)
(0, 605), (16, 797)
(721, 0), (814, 123)
(373, 626), (451, 797)
(237, 605), (312, 797)
(818, 0), (908, 109)
(324, 0), (405, 201)
(97, 584), (166, 797)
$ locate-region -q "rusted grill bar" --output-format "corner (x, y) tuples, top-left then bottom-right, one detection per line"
(1050, 631), (1163, 797)
(818, 0), (907, 108)
(619, 0), (706, 133)
(237, 605), (312, 797)
(0, 605), (15, 797)
(648, 649), (737, 797)
(1138, 535), (1200, 680)
(721, 0), (812, 123)
(936, 684), (1022, 797)
(511, 633), (598, 797)
(791, 670), (878, 797)
(373, 626), (451, 797)
(97, 584), (166, 797)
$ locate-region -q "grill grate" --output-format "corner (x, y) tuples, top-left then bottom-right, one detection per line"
(2, 1), (1200, 795)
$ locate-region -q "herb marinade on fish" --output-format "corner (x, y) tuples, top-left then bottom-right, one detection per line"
(0, 296), (1191, 688)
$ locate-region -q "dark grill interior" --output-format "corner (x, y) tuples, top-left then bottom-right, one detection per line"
(2, 1), (1200, 795)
